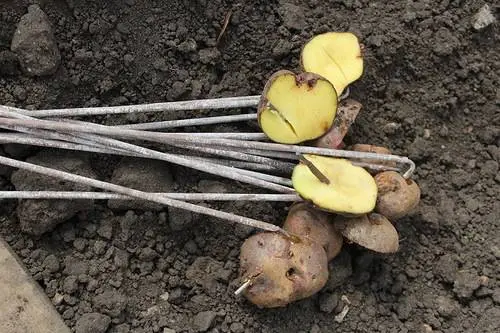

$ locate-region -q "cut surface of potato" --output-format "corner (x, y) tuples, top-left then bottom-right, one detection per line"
(258, 70), (338, 144)
(335, 213), (399, 253)
(314, 99), (362, 149)
(375, 171), (421, 220)
(283, 202), (343, 261)
(292, 155), (377, 215)
(239, 232), (329, 308)
(301, 32), (363, 95)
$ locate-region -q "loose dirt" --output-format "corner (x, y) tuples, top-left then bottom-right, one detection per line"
(1, 1), (499, 333)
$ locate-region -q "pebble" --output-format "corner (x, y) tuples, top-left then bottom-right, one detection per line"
(43, 254), (60, 273)
(472, 4), (496, 30)
(229, 322), (244, 333)
(193, 311), (217, 332)
(453, 270), (481, 300)
(75, 313), (111, 333)
(10, 5), (61, 76)
(63, 275), (79, 294)
(435, 295), (458, 318)
(93, 290), (127, 317)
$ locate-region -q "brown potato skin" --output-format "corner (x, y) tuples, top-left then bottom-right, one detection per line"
(374, 171), (421, 220)
(256, 69), (295, 127)
(335, 213), (399, 253)
(239, 232), (329, 308)
(283, 202), (343, 261)
(351, 144), (396, 170)
(314, 99), (362, 149)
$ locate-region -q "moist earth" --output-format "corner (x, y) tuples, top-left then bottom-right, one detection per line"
(1, 1), (499, 333)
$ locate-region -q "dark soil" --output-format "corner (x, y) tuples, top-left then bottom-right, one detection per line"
(1, 1), (499, 333)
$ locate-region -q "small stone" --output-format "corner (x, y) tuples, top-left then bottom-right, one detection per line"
(73, 238), (87, 252)
(63, 275), (79, 294)
(198, 48), (221, 65)
(472, 4), (496, 30)
(10, 5), (61, 76)
(229, 322), (244, 333)
(272, 39), (292, 59)
(138, 247), (159, 261)
(319, 292), (339, 313)
(43, 254), (60, 273)
(163, 329), (176, 333)
(107, 158), (174, 211)
(453, 270), (481, 300)
(97, 220), (113, 239)
(11, 150), (95, 235)
(432, 27), (459, 56)
(435, 295), (458, 318)
(62, 308), (75, 319)
(12, 86), (27, 101)
(93, 290), (127, 317)
(116, 22), (130, 34)
(75, 313), (111, 333)
(178, 39), (197, 53)
(0, 50), (19, 76)
(159, 291), (169, 302)
(193, 311), (217, 332)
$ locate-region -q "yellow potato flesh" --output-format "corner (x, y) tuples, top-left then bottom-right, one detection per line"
(302, 32), (363, 95)
(259, 74), (337, 144)
(292, 155), (377, 215)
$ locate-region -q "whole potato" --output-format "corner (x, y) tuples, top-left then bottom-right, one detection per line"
(239, 232), (329, 308)
(375, 171), (421, 220)
(283, 202), (343, 261)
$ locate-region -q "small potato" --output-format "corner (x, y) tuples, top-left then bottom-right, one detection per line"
(374, 171), (421, 220)
(351, 144), (396, 170)
(239, 232), (329, 308)
(283, 202), (343, 261)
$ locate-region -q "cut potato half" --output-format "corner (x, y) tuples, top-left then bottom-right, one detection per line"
(291, 155), (377, 215)
(301, 32), (363, 95)
(258, 70), (338, 144)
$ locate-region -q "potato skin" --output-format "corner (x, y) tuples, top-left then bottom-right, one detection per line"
(314, 99), (362, 149)
(351, 144), (396, 170)
(283, 202), (343, 261)
(239, 232), (329, 308)
(374, 171), (421, 220)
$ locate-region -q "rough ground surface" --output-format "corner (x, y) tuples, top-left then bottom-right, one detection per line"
(1, 1), (499, 333)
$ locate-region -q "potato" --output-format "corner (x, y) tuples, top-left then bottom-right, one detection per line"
(301, 32), (363, 95)
(283, 202), (343, 261)
(314, 99), (362, 149)
(239, 232), (329, 308)
(335, 213), (399, 253)
(351, 144), (397, 170)
(292, 155), (378, 215)
(257, 70), (338, 144)
(374, 171), (421, 220)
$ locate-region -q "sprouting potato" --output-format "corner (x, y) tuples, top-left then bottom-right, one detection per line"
(292, 155), (378, 215)
(301, 32), (363, 95)
(335, 213), (399, 253)
(238, 232), (329, 308)
(283, 202), (343, 261)
(257, 70), (338, 144)
(374, 171), (421, 220)
(314, 99), (362, 149)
